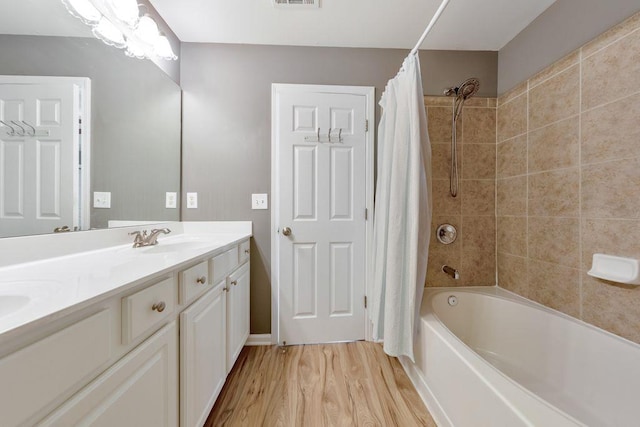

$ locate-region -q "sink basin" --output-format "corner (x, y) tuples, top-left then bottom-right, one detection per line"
(0, 295), (30, 318)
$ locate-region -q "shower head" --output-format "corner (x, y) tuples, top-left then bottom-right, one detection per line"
(444, 77), (480, 100)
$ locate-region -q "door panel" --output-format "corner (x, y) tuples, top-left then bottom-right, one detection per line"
(276, 86), (368, 345)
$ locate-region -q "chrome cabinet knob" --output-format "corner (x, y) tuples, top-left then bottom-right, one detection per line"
(152, 301), (166, 313)
(223, 287), (229, 292)
(196, 276), (207, 284)
(231, 280), (238, 286)
(244, 249), (250, 254)
(282, 227), (292, 236)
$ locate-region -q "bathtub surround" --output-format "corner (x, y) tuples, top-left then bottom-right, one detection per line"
(180, 44), (498, 333)
(496, 11), (640, 344)
(425, 96), (497, 287)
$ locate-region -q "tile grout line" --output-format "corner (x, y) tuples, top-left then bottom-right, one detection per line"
(525, 78), (530, 297)
(581, 22), (640, 61)
(578, 48), (584, 320)
(495, 100), (498, 287)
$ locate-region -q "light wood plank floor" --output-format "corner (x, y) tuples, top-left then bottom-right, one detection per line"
(205, 341), (437, 426)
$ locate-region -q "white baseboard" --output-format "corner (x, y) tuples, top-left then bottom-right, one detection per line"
(246, 334), (273, 346)
(398, 355), (453, 427)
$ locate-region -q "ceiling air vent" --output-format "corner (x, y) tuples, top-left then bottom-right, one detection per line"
(272, 0), (319, 8)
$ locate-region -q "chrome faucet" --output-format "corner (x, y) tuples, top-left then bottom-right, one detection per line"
(442, 265), (460, 280)
(128, 228), (171, 248)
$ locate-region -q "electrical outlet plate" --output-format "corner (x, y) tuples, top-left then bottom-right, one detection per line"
(186, 192), (198, 209)
(93, 191), (111, 209)
(165, 192), (177, 209)
(252, 193), (268, 210)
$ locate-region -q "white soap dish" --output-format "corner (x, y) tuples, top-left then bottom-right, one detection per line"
(587, 254), (640, 285)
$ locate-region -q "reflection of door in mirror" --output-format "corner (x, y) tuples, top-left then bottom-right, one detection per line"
(0, 76), (90, 238)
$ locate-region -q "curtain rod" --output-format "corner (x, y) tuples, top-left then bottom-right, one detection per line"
(409, 0), (451, 57)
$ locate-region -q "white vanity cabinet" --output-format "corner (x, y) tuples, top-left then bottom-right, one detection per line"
(39, 322), (179, 427)
(226, 261), (250, 373)
(180, 283), (227, 427)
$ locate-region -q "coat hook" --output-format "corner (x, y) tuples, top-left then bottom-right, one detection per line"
(10, 121), (26, 136)
(21, 121), (36, 137)
(328, 127), (332, 143)
(0, 120), (16, 136)
(338, 128), (342, 142)
(317, 127), (320, 142)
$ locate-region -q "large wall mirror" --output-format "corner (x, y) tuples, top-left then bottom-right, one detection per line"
(0, 0), (181, 238)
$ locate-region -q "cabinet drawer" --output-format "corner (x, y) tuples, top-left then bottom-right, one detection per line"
(238, 239), (250, 264)
(179, 260), (210, 305)
(210, 247), (239, 284)
(0, 310), (111, 427)
(122, 277), (175, 344)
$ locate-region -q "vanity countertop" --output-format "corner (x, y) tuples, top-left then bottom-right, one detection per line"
(0, 222), (252, 341)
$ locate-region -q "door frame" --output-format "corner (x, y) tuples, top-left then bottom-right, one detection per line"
(270, 83), (375, 344)
(0, 75), (91, 231)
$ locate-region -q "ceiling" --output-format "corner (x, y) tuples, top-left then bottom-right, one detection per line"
(149, 0), (557, 51)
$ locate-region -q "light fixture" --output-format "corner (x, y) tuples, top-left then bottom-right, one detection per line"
(61, 0), (177, 61)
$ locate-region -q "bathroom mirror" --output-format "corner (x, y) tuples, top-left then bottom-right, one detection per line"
(0, 0), (181, 238)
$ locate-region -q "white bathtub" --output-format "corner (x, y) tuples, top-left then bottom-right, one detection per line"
(400, 287), (640, 427)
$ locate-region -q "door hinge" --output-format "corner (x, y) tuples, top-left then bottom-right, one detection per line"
(78, 117), (82, 135)
(364, 296), (367, 308)
(365, 208), (368, 220)
(365, 119), (369, 132)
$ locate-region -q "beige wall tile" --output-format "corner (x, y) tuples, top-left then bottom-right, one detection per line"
(424, 96), (453, 107)
(582, 12), (640, 59)
(497, 253), (528, 297)
(528, 217), (580, 268)
(528, 261), (581, 318)
(581, 94), (640, 165)
(581, 158), (640, 219)
(432, 179), (461, 215)
(463, 98), (494, 108)
(497, 176), (527, 216)
(427, 107), (453, 142)
(497, 135), (527, 178)
(528, 65), (580, 131)
(462, 144), (495, 180)
(528, 116), (579, 173)
(462, 108), (496, 144)
(460, 216), (496, 286)
(529, 50), (580, 89)
(583, 274), (640, 344)
(582, 29), (640, 111)
(498, 80), (528, 106)
(431, 143), (456, 180)
(497, 216), (527, 257)
(528, 168), (579, 217)
(461, 180), (495, 216)
(497, 93), (527, 142)
(581, 219), (640, 271)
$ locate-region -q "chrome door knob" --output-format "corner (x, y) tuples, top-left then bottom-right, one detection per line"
(282, 227), (292, 236)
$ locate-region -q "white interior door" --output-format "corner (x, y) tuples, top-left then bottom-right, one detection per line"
(0, 82), (80, 237)
(273, 84), (373, 345)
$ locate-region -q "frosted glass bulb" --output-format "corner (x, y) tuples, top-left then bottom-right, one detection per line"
(92, 17), (126, 47)
(154, 35), (177, 60)
(107, 0), (139, 26)
(64, 0), (101, 23)
(134, 15), (159, 45)
(125, 40), (147, 58)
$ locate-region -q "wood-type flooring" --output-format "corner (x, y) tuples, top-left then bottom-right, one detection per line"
(205, 341), (437, 427)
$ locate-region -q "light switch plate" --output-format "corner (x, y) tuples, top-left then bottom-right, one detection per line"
(186, 192), (198, 209)
(165, 192), (177, 209)
(252, 193), (268, 210)
(93, 191), (111, 209)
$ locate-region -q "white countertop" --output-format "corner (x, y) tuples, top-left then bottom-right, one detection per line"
(0, 222), (252, 341)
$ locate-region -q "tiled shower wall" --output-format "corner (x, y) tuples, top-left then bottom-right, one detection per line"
(425, 96), (497, 287)
(496, 12), (640, 344)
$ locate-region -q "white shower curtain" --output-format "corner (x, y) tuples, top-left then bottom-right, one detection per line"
(371, 53), (432, 361)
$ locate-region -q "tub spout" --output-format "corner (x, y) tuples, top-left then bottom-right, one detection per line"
(442, 265), (460, 280)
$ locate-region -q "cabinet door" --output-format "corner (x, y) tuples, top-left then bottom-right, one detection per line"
(39, 322), (178, 427)
(180, 285), (226, 427)
(226, 262), (250, 372)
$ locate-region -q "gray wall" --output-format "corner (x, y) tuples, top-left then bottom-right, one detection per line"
(0, 35), (182, 231)
(180, 43), (497, 333)
(498, 0), (640, 94)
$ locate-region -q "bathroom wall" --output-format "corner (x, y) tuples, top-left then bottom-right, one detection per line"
(498, 0), (640, 94)
(496, 12), (640, 344)
(180, 44), (498, 333)
(425, 96), (496, 287)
